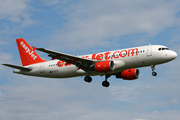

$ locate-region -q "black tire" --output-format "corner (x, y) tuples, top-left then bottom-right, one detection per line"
(102, 81), (110, 87)
(152, 72), (157, 76)
(84, 76), (92, 83)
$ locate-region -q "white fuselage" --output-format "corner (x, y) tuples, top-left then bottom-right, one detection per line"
(14, 45), (177, 78)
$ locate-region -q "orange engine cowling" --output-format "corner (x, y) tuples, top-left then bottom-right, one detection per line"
(95, 60), (115, 72)
(116, 68), (140, 80)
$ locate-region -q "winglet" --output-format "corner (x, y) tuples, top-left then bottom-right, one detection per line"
(32, 46), (37, 51)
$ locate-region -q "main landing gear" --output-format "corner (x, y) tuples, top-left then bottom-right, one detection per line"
(84, 74), (111, 87)
(151, 65), (157, 76)
(102, 74), (110, 87)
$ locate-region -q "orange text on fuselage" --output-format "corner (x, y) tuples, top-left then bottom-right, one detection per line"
(57, 48), (138, 67)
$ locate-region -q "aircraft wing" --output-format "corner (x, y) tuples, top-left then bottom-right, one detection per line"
(2, 64), (32, 71)
(36, 48), (96, 67)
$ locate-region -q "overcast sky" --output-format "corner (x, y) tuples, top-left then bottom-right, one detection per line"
(0, 0), (180, 120)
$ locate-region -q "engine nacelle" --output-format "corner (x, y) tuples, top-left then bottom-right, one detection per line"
(95, 60), (115, 72)
(116, 68), (140, 80)
(112, 59), (125, 70)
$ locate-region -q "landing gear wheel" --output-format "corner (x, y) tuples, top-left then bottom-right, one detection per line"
(84, 76), (92, 83)
(151, 65), (157, 76)
(102, 81), (110, 87)
(152, 72), (157, 76)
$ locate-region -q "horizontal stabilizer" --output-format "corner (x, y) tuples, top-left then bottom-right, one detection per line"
(2, 64), (32, 71)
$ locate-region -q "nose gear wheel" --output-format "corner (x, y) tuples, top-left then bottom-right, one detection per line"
(152, 72), (157, 76)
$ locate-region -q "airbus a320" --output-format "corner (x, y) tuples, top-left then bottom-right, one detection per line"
(2, 38), (177, 87)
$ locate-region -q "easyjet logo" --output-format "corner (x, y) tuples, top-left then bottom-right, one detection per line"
(56, 48), (139, 67)
(82, 48), (139, 60)
(20, 41), (37, 60)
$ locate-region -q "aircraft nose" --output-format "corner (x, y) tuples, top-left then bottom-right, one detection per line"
(171, 51), (177, 59)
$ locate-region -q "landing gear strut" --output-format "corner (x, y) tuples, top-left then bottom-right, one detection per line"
(102, 74), (111, 87)
(151, 65), (157, 76)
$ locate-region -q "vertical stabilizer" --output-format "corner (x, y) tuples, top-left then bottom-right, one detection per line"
(16, 38), (46, 66)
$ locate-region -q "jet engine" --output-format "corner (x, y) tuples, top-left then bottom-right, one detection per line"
(116, 68), (140, 80)
(95, 60), (115, 72)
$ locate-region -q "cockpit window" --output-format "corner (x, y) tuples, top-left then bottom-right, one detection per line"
(158, 47), (170, 51)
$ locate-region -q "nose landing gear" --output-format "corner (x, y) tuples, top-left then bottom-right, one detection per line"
(151, 65), (157, 76)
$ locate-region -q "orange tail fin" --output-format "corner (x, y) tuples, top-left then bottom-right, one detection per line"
(16, 38), (46, 66)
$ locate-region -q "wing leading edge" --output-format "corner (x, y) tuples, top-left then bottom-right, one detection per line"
(36, 48), (96, 69)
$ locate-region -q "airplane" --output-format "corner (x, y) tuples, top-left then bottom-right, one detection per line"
(2, 38), (177, 87)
